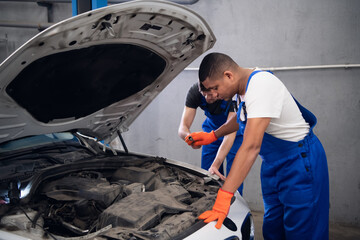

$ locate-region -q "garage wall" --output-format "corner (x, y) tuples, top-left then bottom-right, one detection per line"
(1, 0), (359, 226)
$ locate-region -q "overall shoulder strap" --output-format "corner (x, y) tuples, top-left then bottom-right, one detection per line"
(245, 70), (270, 92)
(200, 95), (207, 107)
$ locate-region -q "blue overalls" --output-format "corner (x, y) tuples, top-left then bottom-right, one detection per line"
(201, 97), (244, 194)
(237, 71), (329, 239)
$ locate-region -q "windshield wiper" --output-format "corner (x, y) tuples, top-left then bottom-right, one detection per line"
(73, 133), (98, 155)
(4, 153), (63, 164)
(0, 140), (97, 161)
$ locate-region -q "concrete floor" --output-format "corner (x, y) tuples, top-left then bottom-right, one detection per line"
(252, 211), (360, 240)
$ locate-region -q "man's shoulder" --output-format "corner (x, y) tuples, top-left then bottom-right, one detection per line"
(252, 70), (277, 80)
(186, 83), (203, 108)
(188, 84), (204, 103)
(249, 71), (285, 90)
(187, 83), (200, 95)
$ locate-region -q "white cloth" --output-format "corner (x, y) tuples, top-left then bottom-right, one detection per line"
(241, 71), (310, 142)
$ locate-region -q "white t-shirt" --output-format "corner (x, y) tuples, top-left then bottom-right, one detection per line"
(240, 70), (310, 142)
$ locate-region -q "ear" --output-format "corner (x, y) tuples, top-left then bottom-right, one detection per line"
(223, 70), (234, 81)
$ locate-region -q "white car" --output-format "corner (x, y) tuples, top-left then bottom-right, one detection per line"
(0, 1), (254, 239)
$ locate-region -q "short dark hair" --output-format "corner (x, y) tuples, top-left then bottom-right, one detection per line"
(198, 52), (237, 82)
(198, 81), (208, 92)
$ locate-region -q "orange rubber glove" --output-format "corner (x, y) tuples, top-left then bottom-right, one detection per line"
(198, 188), (234, 229)
(185, 130), (218, 146)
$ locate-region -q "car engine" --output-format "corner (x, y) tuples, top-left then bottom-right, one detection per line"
(0, 156), (220, 240)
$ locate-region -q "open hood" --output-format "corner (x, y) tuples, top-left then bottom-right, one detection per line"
(0, 0), (215, 144)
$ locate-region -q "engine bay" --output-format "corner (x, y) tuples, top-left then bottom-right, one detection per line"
(0, 156), (220, 240)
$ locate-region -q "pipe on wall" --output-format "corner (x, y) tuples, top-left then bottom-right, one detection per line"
(185, 64), (360, 72)
(0, 0), (199, 4)
(0, 21), (52, 31)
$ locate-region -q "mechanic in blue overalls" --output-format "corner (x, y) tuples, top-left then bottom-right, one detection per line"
(178, 82), (244, 194)
(185, 53), (329, 240)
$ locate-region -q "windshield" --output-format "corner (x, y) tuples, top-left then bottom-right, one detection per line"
(0, 132), (78, 153)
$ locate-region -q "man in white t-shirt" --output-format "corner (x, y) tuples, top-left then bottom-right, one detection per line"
(185, 52), (329, 240)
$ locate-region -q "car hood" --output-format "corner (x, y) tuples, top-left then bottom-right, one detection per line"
(0, 0), (215, 144)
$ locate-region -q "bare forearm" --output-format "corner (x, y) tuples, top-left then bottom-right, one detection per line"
(214, 114), (239, 139)
(178, 126), (191, 140)
(178, 107), (196, 140)
(222, 145), (260, 193)
(212, 134), (236, 169)
(221, 118), (270, 193)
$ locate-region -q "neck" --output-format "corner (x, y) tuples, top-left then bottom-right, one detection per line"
(237, 67), (254, 95)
